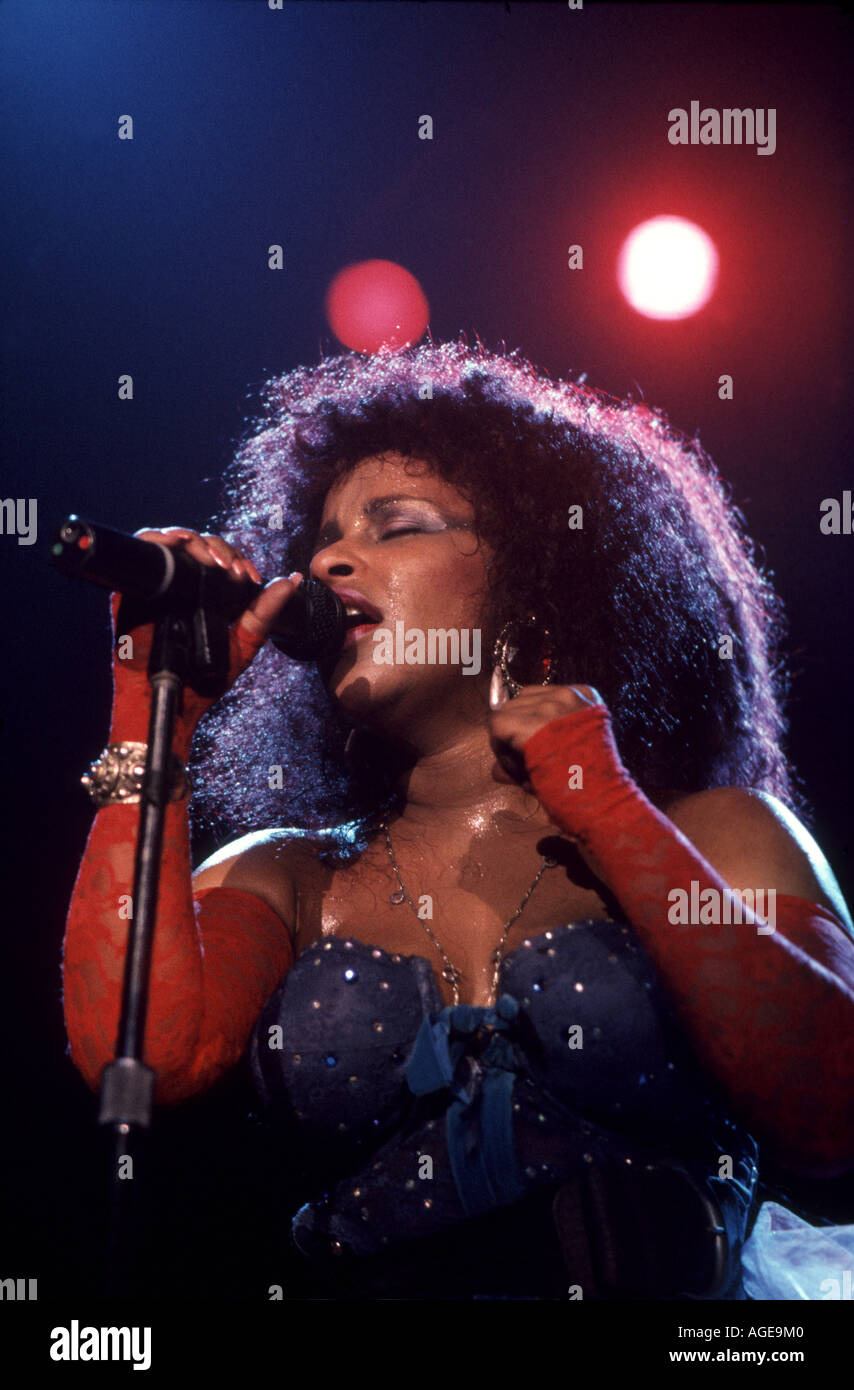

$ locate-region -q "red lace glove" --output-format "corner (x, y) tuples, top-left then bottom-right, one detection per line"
(108, 592), (264, 758)
(63, 597), (294, 1106)
(521, 705), (854, 1176)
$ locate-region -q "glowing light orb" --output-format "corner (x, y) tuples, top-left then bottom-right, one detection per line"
(325, 259), (429, 353)
(617, 217), (719, 320)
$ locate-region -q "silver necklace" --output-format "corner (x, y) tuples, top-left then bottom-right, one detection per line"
(380, 818), (556, 1007)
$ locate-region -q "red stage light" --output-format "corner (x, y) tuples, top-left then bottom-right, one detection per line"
(325, 259), (429, 353)
(617, 217), (719, 321)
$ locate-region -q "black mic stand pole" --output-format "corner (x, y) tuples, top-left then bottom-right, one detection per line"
(97, 602), (224, 1297)
(49, 520), (344, 1293)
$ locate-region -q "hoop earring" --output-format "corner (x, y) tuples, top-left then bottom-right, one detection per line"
(491, 612), (556, 700)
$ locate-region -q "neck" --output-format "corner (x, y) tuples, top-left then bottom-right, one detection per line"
(389, 720), (548, 840)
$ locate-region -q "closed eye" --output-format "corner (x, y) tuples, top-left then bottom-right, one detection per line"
(381, 526), (422, 539)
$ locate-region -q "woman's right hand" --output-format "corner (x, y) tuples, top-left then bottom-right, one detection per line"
(111, 526), (303, 724)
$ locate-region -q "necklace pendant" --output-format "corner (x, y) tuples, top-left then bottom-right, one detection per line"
(389, 889), (406, 904)
(442, 966), (460, 985)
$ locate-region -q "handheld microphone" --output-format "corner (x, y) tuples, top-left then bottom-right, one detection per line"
(50, 516), (348, 661)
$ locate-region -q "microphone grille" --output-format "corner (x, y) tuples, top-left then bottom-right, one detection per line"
(270, 577), (347, 660)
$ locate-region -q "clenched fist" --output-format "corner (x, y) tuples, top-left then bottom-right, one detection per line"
(488, 676), (604, 790)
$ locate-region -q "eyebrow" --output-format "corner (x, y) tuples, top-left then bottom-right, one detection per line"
(310, 493), (464, 555)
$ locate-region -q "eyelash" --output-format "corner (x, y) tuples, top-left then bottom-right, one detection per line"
(381, 525), (422, 539)
(311, 525), (425, 559)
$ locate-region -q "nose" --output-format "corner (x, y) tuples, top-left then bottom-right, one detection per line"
(309, 540), (357, 583)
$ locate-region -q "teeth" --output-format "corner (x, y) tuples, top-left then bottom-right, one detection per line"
(344, 607), (376, 629)
(343, 603), (380, 625)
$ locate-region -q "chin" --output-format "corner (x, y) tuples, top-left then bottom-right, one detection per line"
(320, 654), (397, 720)
(319, 636), (484, 722)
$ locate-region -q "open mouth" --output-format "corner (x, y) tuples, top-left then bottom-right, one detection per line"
(340, 608), (383, 653)
(343, 605), (381, 631)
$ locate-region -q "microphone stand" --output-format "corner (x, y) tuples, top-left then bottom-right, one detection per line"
(97, 596), (230, 1298)
(49, 516), (346, 1293)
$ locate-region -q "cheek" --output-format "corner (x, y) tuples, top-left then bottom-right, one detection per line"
(400, 552), (492, 629)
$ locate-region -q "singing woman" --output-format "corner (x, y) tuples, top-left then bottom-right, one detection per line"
(63, 338), (854, 1300)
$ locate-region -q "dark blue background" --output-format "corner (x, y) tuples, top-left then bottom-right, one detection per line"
(1, 0), (851, 1303)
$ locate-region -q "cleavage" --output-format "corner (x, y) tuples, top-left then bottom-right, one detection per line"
(297, 843), (612, 1009)
(312, 889), (576, 1010)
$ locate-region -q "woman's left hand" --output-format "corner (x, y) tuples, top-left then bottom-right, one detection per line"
(488, 677), (604, 788)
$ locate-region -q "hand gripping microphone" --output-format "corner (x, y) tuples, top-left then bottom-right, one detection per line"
(50, 516), (348, 661)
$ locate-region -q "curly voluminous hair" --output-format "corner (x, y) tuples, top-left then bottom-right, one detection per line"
(190, 335), (805, 862)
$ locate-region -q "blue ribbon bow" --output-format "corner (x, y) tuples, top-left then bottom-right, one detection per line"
(406, 994), (528, 1217)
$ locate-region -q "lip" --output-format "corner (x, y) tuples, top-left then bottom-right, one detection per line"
(341, 623), (380, 650)
(330, 586), (383, 625)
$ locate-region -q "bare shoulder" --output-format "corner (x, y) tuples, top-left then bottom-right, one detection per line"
(193, 826), (333, 940)
(662, 786), (853, 933)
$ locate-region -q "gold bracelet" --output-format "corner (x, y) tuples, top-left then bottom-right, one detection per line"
(81, 742), (191, 808)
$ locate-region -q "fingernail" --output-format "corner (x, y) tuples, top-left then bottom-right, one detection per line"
(287, 571), (303, 585)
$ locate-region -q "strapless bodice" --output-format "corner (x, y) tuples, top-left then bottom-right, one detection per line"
(248, 918), (757, 1298)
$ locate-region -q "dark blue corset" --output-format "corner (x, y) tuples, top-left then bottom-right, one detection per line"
(249, 918), (758, 1299)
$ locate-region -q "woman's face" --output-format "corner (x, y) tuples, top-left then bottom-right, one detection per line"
(309, 452), (495, 736)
